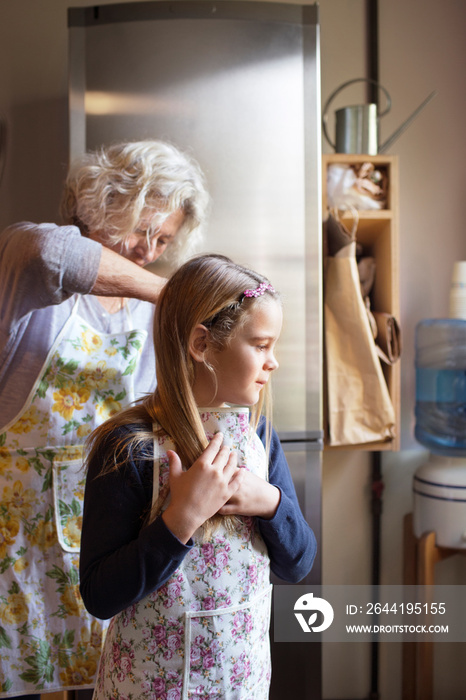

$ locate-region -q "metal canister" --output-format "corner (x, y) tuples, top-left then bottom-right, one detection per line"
(335, 104), (378, 155)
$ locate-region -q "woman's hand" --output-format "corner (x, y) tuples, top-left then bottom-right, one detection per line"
(161, 433), (242, 543)
(218, 469), (281, 520)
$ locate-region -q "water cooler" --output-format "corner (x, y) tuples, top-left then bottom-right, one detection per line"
(413, 262), (466, 548)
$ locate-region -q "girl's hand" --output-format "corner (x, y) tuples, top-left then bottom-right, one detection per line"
(161, 432), (242, 543)
(217, 469), (281, 520)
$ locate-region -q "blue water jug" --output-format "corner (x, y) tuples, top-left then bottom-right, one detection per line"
(415, 319), (466, 456)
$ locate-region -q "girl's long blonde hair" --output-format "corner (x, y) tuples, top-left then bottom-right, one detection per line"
(86, 254), (280, 533)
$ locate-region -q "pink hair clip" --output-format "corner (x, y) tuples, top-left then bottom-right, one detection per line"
(243, 282), (276, 298)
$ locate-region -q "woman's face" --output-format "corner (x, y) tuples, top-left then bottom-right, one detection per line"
(123, 208), (185, 267)
(95, 208), (185, 267)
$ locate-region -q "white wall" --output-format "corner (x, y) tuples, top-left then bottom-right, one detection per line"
(1, 1), (466, 698)
(380, 4), (466, 698)
(320, 1), (466, 698)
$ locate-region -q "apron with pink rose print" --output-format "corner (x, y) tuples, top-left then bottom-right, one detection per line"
(93, 407), (273, 700)
(0, 296), (148, 697)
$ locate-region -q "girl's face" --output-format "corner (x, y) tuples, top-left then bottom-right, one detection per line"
(200, 297), (282, 408)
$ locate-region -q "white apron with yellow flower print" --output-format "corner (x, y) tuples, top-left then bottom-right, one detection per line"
(93, 408), (272, 700)
(0, 297), (148, 697)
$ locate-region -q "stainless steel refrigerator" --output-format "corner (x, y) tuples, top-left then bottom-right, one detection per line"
(68, 2), (323, 696)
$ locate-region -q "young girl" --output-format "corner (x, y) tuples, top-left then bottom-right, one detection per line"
(80, 254), (316, 700)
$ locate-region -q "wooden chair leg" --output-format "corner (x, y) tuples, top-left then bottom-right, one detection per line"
(402, 515), (464, 700)
(402, 513), (418, 700)
(417, 531), (441, 586)
(416, 531), (442, 700)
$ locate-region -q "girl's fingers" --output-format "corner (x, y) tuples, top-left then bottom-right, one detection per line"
(166, 449), (182, 476)
(204, 434), (236, 473)
(223, 450), (239, 479)
(228, 464), (245, 491)
(205, 431), (224, 456)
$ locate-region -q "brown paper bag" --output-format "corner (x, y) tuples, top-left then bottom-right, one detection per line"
(324, 214), (395, 446)
(373, 311), (402, 365)
(364, 302), (402, 365)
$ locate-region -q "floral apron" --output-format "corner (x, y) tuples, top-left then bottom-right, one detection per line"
(0, 297), (148, 697)
(93, 408), (273, 700)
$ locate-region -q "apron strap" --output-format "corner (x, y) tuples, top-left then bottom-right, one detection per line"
(124, 299), (134, 331)
(149, 423), (171, 523)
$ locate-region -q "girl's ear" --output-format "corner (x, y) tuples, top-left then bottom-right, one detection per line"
(188, 324), (210, 362)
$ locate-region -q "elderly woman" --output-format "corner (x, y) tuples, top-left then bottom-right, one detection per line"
(0, 140), (209, 699)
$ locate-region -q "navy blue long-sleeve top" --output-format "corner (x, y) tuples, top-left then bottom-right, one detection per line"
(79, 420), (317, 620)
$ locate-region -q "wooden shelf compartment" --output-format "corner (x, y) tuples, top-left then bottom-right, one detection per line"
(322, 154), (400, 452)
(322, 152), (396, 212)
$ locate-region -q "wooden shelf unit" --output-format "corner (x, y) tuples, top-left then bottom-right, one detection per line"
(322, 153), (400, 452)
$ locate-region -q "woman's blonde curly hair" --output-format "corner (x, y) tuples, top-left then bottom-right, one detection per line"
(61, 140), (210, 264)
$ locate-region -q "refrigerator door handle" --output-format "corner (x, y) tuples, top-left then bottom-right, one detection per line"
(278, 430), (324, 450)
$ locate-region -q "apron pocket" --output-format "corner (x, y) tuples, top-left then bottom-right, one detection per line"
(183, 584), (272, 700)
(52, 451), (86, 552)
